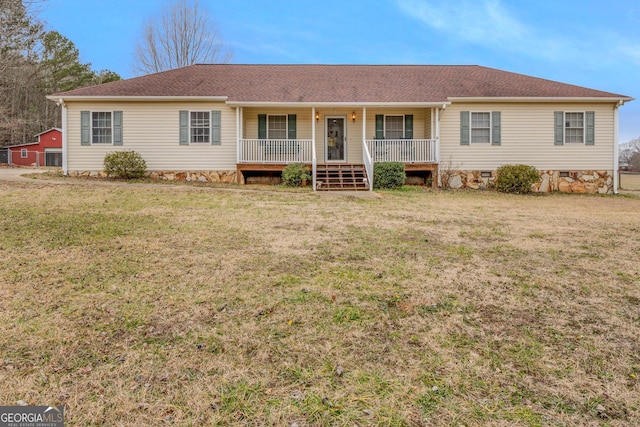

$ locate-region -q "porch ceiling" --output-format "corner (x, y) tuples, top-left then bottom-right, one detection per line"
(227, 102), (447, 108)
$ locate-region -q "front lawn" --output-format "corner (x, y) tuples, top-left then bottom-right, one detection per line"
(1, 183), (639, 426)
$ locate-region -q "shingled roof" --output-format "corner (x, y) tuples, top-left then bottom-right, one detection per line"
(52, 64), (631, 103)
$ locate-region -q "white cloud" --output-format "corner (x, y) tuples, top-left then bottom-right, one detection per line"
(398, 0), (524, 44)
(396, 0), (640, 68)
(396, 0), (565, 60)
(614, 43), (640, 66)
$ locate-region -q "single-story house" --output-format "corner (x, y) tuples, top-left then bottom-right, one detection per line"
(6, 128), (63, 167)
(48, 65), (633, 192)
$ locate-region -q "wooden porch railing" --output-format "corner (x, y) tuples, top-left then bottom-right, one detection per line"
(365, 139), (437, 163)
(239, 139), (313, 163)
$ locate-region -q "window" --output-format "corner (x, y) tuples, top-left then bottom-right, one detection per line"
(385, 115), (404, 139)
(92, 112), (112, 144)
(21, 149), (27, 158)
(471, 112), (491, 143)
(81, 111), (122, 146)
(267, 115), (287, 139)
(375, 114), (413, 139)
(179, 110), (220, 145)
(564, 112), (584, 143)
(190, 111), (210, 143)
(555, 111), (594, 145)
(460, 111), (500, 146)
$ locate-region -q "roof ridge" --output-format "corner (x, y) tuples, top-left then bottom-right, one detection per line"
(193, 63), (480, 67)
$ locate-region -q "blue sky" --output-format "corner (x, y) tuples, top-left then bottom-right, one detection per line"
(38, 0), (640, 142)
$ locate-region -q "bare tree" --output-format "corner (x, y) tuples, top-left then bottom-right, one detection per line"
(620, 138), (640, 171)
(0, 1), (121, 145)
(0, 0), (43, 143)
(133, 0), (232, 75)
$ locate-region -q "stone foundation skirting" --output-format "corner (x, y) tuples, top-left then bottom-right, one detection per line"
(444, 169), (613, 194)
(68, 170), (238, 183)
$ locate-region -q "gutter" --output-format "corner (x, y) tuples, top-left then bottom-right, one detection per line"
(447, 96), (635, 103)
(46, 95), (229, 102)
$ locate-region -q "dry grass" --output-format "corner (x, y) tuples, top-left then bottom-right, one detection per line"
(620, 173), (640, 191)
(1, 182), (639, 426)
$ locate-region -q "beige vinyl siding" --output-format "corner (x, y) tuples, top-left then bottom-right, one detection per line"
(440, 103), (616, 170)
(66, 101), (237, 171)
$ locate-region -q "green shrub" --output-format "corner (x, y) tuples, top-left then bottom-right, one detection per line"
(495, 164), (540, 194)
(281, 163), (311, 187)
(103, 151), (147, 179)
(374, 162), (406, 189)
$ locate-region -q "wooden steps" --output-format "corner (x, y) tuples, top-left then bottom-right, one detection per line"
(316, 164), (369, 191)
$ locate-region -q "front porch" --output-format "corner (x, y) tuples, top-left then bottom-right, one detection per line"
(234, 106), (442, 190)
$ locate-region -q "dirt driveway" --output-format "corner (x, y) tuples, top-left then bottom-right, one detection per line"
(0, 167), (49, 182)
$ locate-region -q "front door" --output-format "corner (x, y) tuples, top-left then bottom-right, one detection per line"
(326, 116), (346, 162)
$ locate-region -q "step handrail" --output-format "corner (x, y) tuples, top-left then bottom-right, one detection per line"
(362, 141), (374, 191)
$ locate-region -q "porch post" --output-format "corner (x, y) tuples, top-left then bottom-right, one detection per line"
(312, 107), (316, 150)
(362, 107), (366, 147)
(435, 107), (441, 187)
(614, 102), (620, 194)
(312, 107), (316, 191)
(431, 107), (435, 139)
(236, 107), (240, 164)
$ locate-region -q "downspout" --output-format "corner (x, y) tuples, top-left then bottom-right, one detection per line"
(613, 101), (622, 194)
(58, 98), (68, 175)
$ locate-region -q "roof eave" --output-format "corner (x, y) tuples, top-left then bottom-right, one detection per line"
(34, 127), (62, 137)
(447, 96), (634, 103)
(46, 95), (230, 102)
(5, 142), (39, 148)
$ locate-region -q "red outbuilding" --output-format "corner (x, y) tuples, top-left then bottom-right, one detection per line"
(7, 128), (63, 167)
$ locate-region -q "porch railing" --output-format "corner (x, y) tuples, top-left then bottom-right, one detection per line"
(365, 139), (437, 163)
(239, 139), (313, 163)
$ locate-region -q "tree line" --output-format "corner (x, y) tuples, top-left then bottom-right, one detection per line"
(0, 0), (120, 145)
